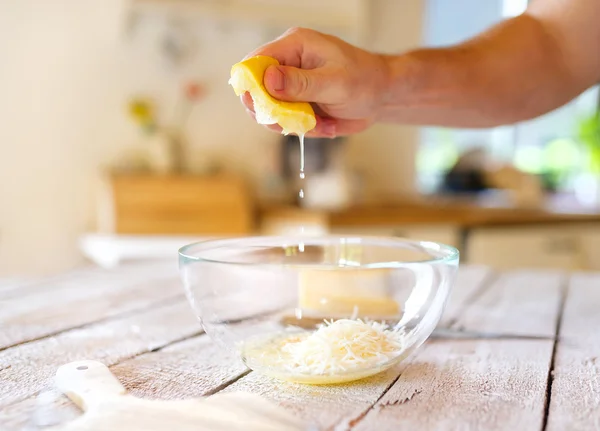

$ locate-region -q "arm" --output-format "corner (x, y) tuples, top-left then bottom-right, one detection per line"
(380, 0), (600, 127)
(241, 0), (600, 137)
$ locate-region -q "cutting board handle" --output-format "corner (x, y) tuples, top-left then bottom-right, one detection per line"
(55, 360), (126, 410)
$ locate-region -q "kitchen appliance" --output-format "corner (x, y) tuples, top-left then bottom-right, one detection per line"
(280, 135), (358, 209)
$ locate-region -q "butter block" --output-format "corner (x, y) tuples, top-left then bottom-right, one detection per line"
(298, 268), (400, 319)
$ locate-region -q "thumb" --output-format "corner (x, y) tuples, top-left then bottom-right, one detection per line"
(264, 65), (342, 104)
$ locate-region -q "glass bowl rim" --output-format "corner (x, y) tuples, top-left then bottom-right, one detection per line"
(178, 235), (460, 269)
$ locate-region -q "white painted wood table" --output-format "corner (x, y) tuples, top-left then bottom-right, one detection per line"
(1, 262), (599, 430)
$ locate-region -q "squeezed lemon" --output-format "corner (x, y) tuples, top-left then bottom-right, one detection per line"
(229, 55), (316, 137)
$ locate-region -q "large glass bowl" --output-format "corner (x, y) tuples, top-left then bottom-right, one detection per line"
(179, 236), (459, 385)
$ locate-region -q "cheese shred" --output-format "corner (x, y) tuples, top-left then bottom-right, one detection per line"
(242, 319), (405, 381)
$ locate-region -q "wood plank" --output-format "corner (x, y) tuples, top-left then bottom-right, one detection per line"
(355, 270), (564, 431)
(355, 340), (553, 431)
(439, 264), (493, 326)
(224, 366), (404, 431)
(0, 280), (35, 302)
(0, 273), (81, 301)
(113, 336), (248, 399)
(1, 335), (249, 430)
(0, 272), (183, 350)
(0, 261), (175, 301)
(209, 265), (493, 430)
(451, 269), (563, 336)
(0, 299), (199, 409)
(547, 272), (600, 431)
(0, 277), (36, 296)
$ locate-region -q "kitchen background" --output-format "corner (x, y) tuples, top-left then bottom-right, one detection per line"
(1, 0), (599, 276)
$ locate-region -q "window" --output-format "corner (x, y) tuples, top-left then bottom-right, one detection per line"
(418, 0), (599, 194)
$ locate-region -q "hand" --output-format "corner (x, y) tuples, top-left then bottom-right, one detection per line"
(240, 27), (391, 138)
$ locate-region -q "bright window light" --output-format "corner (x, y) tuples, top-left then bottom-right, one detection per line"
(502, 0), (528, 17)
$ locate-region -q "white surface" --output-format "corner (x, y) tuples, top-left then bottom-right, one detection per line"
(56, 360), (127, 410)
(53, 360), (311, 430)
(79, 234), (207, 268)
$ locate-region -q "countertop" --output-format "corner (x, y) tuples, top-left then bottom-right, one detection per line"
(261, 192), (600, 228)
(1, 262), (599, 430)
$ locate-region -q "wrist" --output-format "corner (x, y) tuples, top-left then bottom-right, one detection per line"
(374, 52), (419, 121)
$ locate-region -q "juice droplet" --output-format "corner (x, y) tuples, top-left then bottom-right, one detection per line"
(298, 134), (305, 200)
(299, 134), (305, 175)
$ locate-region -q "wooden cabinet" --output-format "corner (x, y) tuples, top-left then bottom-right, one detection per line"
(330, 224), (461, 250)
(465, 225), (600, 271)
(97, 174), (254, 235)
(259, 207), (329, 236)
(330, 223), (600, 270)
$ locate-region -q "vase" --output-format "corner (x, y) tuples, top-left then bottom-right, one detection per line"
(145, 128), (184, 175)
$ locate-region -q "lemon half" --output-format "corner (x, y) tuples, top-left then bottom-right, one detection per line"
(229, 55), (316, 136)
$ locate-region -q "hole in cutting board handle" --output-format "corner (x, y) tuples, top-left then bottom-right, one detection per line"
(76, 366), (88, 370)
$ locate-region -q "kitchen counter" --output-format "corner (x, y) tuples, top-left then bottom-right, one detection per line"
(100, 174), (600, 236)
(1, 262), (599, 430)
(261, 193), (600, 229)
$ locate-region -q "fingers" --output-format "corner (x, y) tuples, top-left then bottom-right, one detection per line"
(307, 117), (370, 138)
(245, 64), (347, 107)
(242, 91), (324, 133)
(242, 93), (283, 133)
(243, 27), (306, 67)
(331, 118), (372, 136)
(242, 91), (369, 138)
(245, 27), (347, 104)
(241, 92), (254, 114)
(263, 65), (347, 104)
(243, 102), (282, 133)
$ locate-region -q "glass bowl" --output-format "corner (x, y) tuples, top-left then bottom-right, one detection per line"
(179, 235), (459, 385)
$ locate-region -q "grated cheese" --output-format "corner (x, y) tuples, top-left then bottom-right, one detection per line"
(241, 319), (406, 383)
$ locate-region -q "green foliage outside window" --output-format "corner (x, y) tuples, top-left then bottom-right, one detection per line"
(577, 112), (600, 174)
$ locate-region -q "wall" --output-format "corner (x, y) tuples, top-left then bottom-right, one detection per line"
(346, 0), (424, 200)
(0, 0), (424, 276)
(0, 0), (125, 275)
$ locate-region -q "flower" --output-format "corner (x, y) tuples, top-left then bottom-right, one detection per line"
(128, 98), (155, 127)
(184, 82), (205, 101)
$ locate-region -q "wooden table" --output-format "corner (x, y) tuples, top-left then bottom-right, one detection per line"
(1, 262), (599, 430)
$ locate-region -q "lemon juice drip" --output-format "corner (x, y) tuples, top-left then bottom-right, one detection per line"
(298, 134), (305, 199)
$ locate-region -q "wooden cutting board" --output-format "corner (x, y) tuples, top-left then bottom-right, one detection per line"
(49, 360), (312, 431)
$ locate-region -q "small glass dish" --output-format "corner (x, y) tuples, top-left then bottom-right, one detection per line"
(179, 236), (459, 385)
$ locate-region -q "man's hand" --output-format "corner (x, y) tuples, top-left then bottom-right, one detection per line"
(240, 27), (391, 138)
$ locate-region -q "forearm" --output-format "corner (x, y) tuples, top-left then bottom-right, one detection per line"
(377, 14), (583, 128)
